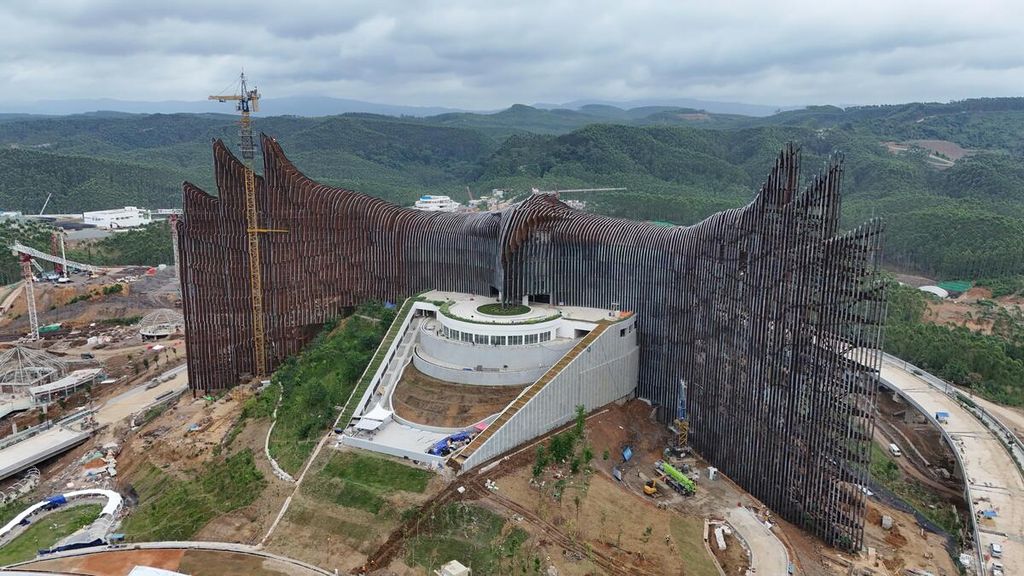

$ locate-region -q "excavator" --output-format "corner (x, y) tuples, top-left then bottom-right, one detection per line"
(637, 471), (662, 497)
(643, 478), (658, 496)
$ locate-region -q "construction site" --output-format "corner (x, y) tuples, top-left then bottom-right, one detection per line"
(0, 74), (1018, 576)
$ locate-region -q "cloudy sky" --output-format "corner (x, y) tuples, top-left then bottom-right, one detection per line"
(1, 0), (1022, 110)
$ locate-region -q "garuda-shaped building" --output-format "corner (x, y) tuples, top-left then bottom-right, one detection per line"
(180, 134), (884, 550)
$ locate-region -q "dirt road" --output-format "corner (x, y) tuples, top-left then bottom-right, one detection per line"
(94, 363), (188, 426)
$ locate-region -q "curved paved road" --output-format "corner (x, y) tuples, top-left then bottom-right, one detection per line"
(725, 506), (790, 575)
(881, 357), (1022, 573)
(6, 540), (333, 575)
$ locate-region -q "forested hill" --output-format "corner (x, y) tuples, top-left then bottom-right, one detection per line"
(2, 97), (1024, 280)
(474, 124), (1024, 279)
(0, 147), (188, 213)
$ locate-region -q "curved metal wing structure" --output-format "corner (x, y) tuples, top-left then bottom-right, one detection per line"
(180, 135), (885, 550)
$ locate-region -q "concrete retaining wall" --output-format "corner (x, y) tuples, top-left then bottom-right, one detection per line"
(390, 411), (500, 435)
(412, 350), (547, 386)
(264, 388), (296, 483)
(342, 436), (446, 469)
(460, 317), (639, 471)
(347, 303), (423, 424)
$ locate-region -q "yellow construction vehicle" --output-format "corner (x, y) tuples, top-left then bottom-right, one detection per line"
(643, 478), (658, 496)
(638, 471), (661, 497)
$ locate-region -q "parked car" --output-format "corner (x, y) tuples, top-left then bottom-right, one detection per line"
(990, 541), (1003, 558)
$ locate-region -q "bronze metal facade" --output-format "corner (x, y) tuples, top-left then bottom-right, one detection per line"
(180, 136), (884, 549)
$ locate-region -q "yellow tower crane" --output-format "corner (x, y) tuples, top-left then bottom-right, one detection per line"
(209, 72), (284, 378)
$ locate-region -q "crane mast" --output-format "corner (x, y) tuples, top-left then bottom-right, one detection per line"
(19, 254), (39, 340)
(169, 214), (181, 297)
(209, 72), (269, 378)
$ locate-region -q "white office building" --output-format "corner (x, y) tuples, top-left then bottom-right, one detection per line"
(413, 195), (462, 212)
(82, 207), (153, 229)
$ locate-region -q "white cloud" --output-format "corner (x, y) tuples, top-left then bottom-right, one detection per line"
(0, 0), (1022, 108)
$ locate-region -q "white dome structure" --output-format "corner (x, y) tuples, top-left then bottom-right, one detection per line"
(139, 309), (184, 339)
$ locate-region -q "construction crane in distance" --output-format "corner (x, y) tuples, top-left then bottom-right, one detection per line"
(18, 253), (39, 341)
(169, 214), (181, 297)
(10, 240), (102, 340)
(10, 243), (100, 274)
(38, 193), (52, 216)
(209, 72), (283, 378)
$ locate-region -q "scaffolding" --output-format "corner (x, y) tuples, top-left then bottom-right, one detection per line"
(0, 346), (69, 395)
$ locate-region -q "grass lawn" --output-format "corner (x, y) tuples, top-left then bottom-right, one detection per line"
(477, 303), (530, 316)
(121, 449), (266, 542)
(268, 305), (394, 475)
(322, 452), (432, 493)
(870, 442), (961, 534)
(404, 503), (530, 574)
(0, 504), (102, 565)
(303, 452), (433, 515)
(670, 516), (719, 576)
(0, 499), (27, 529)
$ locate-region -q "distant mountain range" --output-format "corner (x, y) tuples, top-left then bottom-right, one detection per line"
(533, 98), (795, 117)
(0, 95), (796, 118)
(2, 96), (1024, 283)
(0, 96), (468, 118)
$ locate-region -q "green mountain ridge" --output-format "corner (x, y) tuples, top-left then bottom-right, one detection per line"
(0, 147), (188, 213)
(2, 98), (1024, 279)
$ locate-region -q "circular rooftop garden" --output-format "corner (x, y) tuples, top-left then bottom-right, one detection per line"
(477, 303), (531, 316)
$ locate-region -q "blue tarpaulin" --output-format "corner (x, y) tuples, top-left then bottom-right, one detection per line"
(622, 447), (633, 461)
(428, 439), (450, 456)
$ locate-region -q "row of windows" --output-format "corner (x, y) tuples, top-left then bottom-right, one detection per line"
(442, 326), (551, 346)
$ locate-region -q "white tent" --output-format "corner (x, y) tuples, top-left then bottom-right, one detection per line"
(355, 404), (393, 431)
(363, 404), (393, 421)
(355, 418), (385, 431)
(919, 285), (949, 299)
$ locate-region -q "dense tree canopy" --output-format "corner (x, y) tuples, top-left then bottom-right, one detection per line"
(884, 282), (1024, 405)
